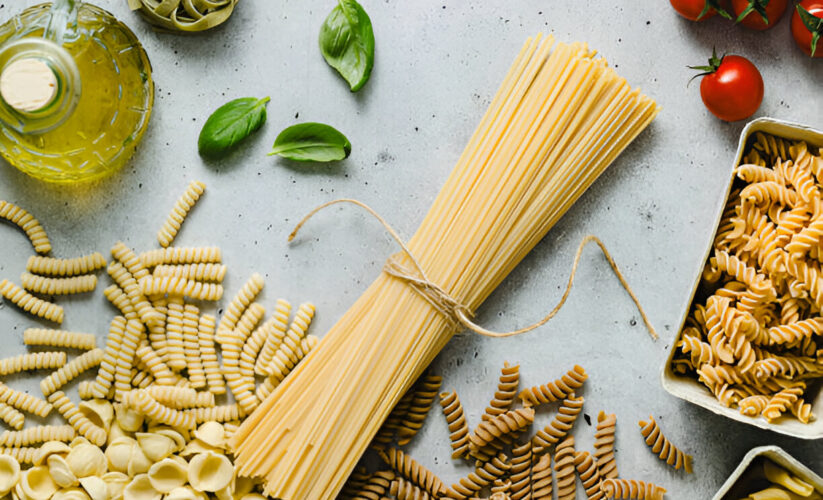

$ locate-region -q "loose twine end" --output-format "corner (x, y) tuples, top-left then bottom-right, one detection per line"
(289, 199), (658, 341)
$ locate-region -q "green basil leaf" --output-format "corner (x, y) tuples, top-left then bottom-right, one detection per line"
(318, 0), (375, 92)
(269, 122), (351, 162)
(198, 97), (270, 158)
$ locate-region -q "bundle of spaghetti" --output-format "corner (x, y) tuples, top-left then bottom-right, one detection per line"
(231, 34), (658, 499)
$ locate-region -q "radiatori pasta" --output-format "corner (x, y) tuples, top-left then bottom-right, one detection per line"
(0, 280), (63, 323)
(26, 253), (105, 277)
(0, 200), (51, 254)
(23, 329), (96, 350)
(157, 181), (206, 248)
(0, 352), (65, 376)
(20, 273), (97, 296)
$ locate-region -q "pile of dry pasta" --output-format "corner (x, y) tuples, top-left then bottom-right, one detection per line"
(672, 133), (823, 423)
(232, 33), (659, 499)
(339, 361), (688, 500)
(0, 182), (320, 500)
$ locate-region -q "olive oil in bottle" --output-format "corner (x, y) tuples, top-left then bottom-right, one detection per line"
(0, 0), (154, 183)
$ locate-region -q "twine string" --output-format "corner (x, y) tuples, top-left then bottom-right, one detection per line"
(289, 198), (658, 340)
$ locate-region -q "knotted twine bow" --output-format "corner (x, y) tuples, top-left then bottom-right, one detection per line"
(289, 199), (658, 340)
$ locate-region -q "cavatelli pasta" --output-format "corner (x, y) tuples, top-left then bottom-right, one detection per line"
(531, 454), (553, 500)
(508, 442), (532, 500)
(600, 478), (666, 500)
(0, 352), (65, 375)
(197, 314), (225, 395)
(0, 279), (63, 323)
(554, 437), (576, 500)
(0, 382), (51, 417)
(23, 329), (96, 350)
(153, 263), (227, 282)
(40, 348), (103, 396)
(135, 343), (176, 386)
(93, 316), (126, 399)
(379, 448), (446, 497)
(0, 425), (74, 447)
(27, 253), (106, 277)
(47, 391), (106, 446)
(126, 390), (196, 429)
(111, 241), (150, 281)
(157, 180), (206, 248)
(447, 453), (510, 500)
(0, 446), (36, 464)
(254, 299), (291, 376)
(140, 276), (223, 301)
(0, 403), (24, 430)
(216, 273), (264, 344)
(439, 391), (470, 459)
(594, 411), (618, 479)
(183, 304), (206, 388)
(182, 403), (245, 423)
(0, 200), (51, 254)
(482, 362), (519, 422)
(638, 415), (693, 473)
(165, 298), (187, 372)
(531, 394), (583, 454)
(397, 373), (442, 446)
(519, 365), (587, 407)
(20, 273), (97, 295)
(140, 246), (222, 268)
(575, 451), (604, 500)
(103, 284), (138, 321)
(468, 408), (534, 453)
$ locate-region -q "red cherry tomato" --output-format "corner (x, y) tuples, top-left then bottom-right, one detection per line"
(691, 51), (764, 122)
(792, 0), (823, 57)
(731, 0), (788, 30)
(670, 0), (731, 21)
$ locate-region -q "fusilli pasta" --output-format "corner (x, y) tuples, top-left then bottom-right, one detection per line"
(379, 447), (446, 497)
(23, 328), (96, 350)
(519, 365), (587, 407)
(26, 253), (105, 277)
(0, 279), (63, 323)
(637, 415), (693, 473)
(153, 263), (227, 282)
(47, 391), (106, 446)
(140, 276), (223, 301)
(594, 411), (618, 479)
(157, 180), (206, 248)
(554, 437), (576, 500)
(140, 246), (222, 268)
(0, 382), (51, 417)
(439, 390), (470, 459)
(482, 362), (519, 421)
(600, 479), (666, 500)
(0, 352), (65, 375)
(0, 425), (74, 447)
(20, 273), (97, 295)
(0, 200), (50, 254)
(574, 451), (604, 500)
(40, 348), (103, 396)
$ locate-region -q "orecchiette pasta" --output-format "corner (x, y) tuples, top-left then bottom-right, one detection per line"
(0, 200), (51, 254)
(439, 391), (469, 459)
(531, 395), (583, 454)
(140, 276), (223, 301)
(46, 392), (106, 446)
(153, 263), (226, 282)
(554, 437), (576, 500)
(215, 273), (264, 344)
(638, 416), (693, 473)
(600, 478), (666, 500)
(40, 349), (104, 396)
(0, 279), (63, 323)
(197, 314), (225, 395)
(519, 365), (587, 407)
(379, 448), (446, 497)
(0, 382), (52, 418)
(140, 247), (222, 268)
(574, 451), (604, 500)
(20, 273), (97, 295)
(23, 329), (96, 350)
(594, 411), (618, 480)
(0, 403), (24, 430)
(482, 362), (519, 422)
(26, 253), (106, 277)
(0, 352), (66, 376)
(157, 181), (206, 248)
(468, 408), (534, 454)
(0, 425), (75, 447)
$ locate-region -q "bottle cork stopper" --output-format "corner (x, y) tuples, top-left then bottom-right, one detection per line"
(0, 58), (58, 113)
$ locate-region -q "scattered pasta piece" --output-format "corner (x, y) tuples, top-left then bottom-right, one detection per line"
(531, 394), (583, 454)
(26, 253), (105, 277)
(140, 276), (223, 301)
(92, 316), (126, 399)
(0, 352), (65, 375)
(447, 453), (510, 499)
(153, 263), (226, 282)
(519, 365), (587, 407)
(165, 298), (187, 372)
(40, 348), (104, 396)
(46, 391), (106, 446)
(0, 200), (51, 254)
(601, 478), (667, 500)
(379, 447), (446, 497)
(216, 273), (264, 344)
(0, 447), (35, 464)
(0, 425), (74, 447)
(23, 329), (96, 350)
(254, 299), (291, 376)
(574, 451), (604, 500)
(468, 408), (534, 454)
(531, 454), (553, 500)
(638, 415), (693, 473)
(482, 362), (519, 422)
(0, 403), (24, 430)
(197, 314), (225, 395)
(157, 181), (206, 248)
(397, 373), (441, 446)
(554, 437), (576, 500)
(140, 247), (222, 268)
(113, 320), (144, 400)
(594, 411), (619, 480)
(182, 304), (206, 388)
(20, 273), (97, 295)
(508, 442), (532, 500)
(125, 390), (195, 430)
(439, 390), (470, 459)
(0, 382), (52, 418)
(0, 279), (63, 323)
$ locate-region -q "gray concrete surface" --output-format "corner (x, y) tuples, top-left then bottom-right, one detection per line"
(0, 1), (822, 498)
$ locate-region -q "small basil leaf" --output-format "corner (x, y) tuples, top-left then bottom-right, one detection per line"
(319, 0), (374, 92)
(198, 97), (270, 158)
(269, 122), (351, 162)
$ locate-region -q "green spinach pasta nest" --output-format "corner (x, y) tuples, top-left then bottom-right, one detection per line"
(128, 0), (240, 32)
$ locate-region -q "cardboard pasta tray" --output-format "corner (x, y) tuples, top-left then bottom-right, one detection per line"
(712, 445), (823, 499)
(661, 117), (823, 439)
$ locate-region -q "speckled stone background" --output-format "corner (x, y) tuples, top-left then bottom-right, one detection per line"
(0, 1), (822, 498)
